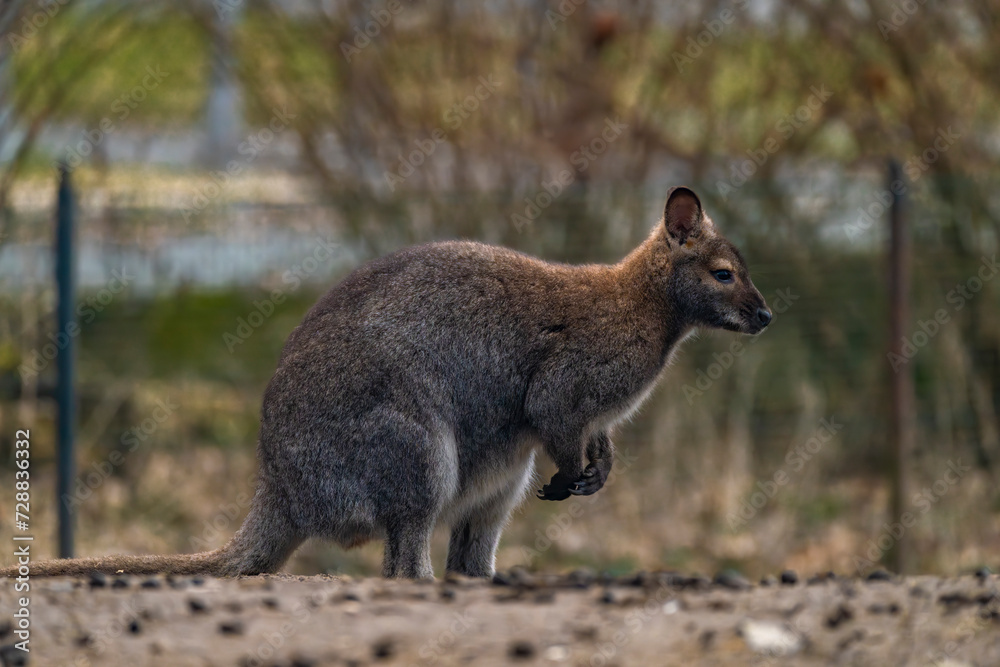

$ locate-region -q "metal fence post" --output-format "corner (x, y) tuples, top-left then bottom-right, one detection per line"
(55, 164), (76, 558)
(887, 158), (913, 574)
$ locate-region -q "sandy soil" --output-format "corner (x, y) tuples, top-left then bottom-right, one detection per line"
(1, 570), (998, 666)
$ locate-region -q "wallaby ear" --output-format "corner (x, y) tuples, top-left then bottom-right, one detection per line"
(663, 186), (704, 245)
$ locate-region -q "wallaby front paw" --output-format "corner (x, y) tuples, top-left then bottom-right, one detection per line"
(568, 463), (608, 496)
(536, 471), (577, 501)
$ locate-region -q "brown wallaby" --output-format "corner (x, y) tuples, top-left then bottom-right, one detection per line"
(2, 186), (770, 580)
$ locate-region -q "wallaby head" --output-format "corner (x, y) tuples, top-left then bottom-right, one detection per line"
(650, 186), (771, 335)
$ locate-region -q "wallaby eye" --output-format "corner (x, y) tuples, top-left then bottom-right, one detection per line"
(712, 269), (734, 284)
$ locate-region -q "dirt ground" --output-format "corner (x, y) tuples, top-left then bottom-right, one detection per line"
(1, 569), (998, 667)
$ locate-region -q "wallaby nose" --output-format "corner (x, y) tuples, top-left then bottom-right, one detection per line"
(757, 307), (772, 327)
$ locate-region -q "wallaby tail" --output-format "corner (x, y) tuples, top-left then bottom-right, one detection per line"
(0, 486), (302, 579)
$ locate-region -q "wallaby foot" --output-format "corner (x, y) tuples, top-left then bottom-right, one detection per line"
(445, 520), (503, 578)
(382, 523), (434, 579)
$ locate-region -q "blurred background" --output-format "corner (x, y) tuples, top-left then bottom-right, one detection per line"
(0, 0), (997, 580)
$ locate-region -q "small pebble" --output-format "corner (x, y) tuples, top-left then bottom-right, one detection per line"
(975, 591), (997, 605)
(492, 572), (514, 586)
(88, 571), (108, 588)
(543, 645), (569, 661)
(760, 575), (777, 587)
(680, 574), (712, 590)
(780, 570), (798, 585)
(188, 597), (210, 614)
(509, 568), (537, 588)
(626, 571), (652, 587)
(567, 568), (595, 589)
(866, 569), (893, 582)
(509, 640), (535, 660)
(825, 603), (854, 628)
(218, 619), (245, 635)
(533, 590), (556, 604)
(372, 637), (395, 660)
(140, 578), (162, 589)
(740, 620), (802, 656)
(0, 643), (29, 667)
(808, 571), (835, 585)
(128, 620), (142, 635)
(714, 570), (751, 591)
(112, 576), (131, 589)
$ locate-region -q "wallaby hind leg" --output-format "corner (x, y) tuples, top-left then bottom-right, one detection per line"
(446, 455), (534, 578)
(446, 516), (503, 578)
(382, 520), (435, 579)
(362, 412), (451, 579)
